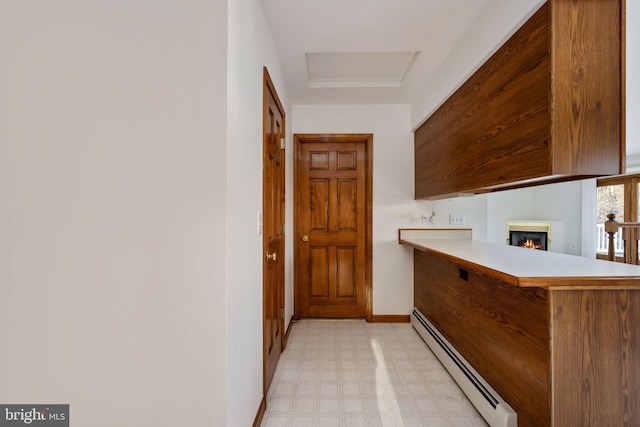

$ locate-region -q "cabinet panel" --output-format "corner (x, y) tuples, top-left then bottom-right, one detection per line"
(551, 0), (624, 174)
(414, 250), (550, 427)
(550, 290), (640, 425)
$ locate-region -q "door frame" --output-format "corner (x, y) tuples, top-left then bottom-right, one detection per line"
(293, 133), (373, 321)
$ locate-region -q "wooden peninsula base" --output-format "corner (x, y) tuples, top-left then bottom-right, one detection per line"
(400, 230), (640, 427)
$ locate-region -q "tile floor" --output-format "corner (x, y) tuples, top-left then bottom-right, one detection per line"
(261, 320), (488, 427)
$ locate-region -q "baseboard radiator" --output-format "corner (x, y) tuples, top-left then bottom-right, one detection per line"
(411, 308), (517, 427)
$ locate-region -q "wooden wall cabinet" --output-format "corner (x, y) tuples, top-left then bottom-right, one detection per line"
(414, 0), (625, 199)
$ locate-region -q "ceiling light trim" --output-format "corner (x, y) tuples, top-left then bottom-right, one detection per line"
(305, 51), (420, 89)
(308, 80), (403, 88)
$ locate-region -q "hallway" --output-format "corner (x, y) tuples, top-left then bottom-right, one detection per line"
(261, 320), (486, 427)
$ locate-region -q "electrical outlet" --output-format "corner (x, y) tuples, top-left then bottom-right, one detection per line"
(449, 213), (466, 225)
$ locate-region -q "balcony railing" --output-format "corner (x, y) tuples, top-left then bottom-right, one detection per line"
(596, 223), (624, 254)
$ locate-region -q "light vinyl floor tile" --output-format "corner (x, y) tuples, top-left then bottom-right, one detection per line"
(261, 320), (487, 427)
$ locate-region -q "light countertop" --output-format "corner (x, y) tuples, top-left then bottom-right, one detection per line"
(401, 237), (640, 289)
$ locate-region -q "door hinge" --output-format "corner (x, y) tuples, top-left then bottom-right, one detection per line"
(281, 223), (285, 235)
(280, 308), (285, 319)
(279, 138), (286, 150)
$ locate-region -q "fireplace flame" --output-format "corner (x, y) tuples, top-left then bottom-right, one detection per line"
(521, 239), (543, 250)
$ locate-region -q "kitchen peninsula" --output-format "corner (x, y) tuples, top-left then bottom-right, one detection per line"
(400, 229), (640, 427)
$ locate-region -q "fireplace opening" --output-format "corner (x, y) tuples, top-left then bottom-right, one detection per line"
(506, 222), (551, 251)
(509, 231), (548, 250)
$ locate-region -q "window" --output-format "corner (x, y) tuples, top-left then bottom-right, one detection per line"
(596, 174), (640, 261)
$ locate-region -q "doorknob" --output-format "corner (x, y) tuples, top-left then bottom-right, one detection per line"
(301, 235), (309, 242)
(266, 252), (277, 261)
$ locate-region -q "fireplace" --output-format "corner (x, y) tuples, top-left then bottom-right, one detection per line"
(506, 222), (551, 251)
(510, 230), (548, 250)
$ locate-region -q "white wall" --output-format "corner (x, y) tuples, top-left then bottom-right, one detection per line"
(484, 181), (583, 255)
(486, 188), (535, 245)
(293, 105), (416, 315)
(412, 196), (488, 242)
(0, 1), (228, 426)
(227, 0), (290, 425)
(581, 179), (598, 257)
(533, 181), (582, 255)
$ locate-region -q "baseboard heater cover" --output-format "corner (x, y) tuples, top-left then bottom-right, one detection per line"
(411, 308), (517, 427)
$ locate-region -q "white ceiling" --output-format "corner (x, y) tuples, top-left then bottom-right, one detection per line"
(261, 0), (490, 105)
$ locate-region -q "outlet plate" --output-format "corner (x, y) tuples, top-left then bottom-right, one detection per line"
(449, 213), (466, 225)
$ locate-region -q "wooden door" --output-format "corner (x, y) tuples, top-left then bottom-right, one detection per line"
(263, 68), (285, 393)
(294, 134), (372, 319)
